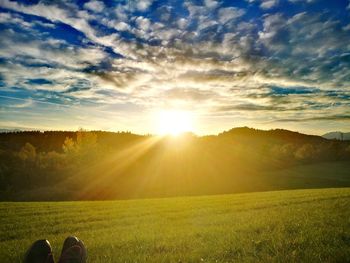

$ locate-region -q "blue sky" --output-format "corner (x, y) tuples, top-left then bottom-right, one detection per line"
(0, 0), (349, 134)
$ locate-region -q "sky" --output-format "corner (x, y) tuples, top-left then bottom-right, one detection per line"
(0, 0), (349, 135)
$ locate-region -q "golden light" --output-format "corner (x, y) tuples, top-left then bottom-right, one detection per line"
(156, 110), (194, 136)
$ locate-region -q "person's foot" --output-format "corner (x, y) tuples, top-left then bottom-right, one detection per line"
(58, 236), (87, 263)
(24, 239), (54, 263)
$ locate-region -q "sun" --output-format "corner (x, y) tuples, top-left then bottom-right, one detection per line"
(156, 110), (194, 136)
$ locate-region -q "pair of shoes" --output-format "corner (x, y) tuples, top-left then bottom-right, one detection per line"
(23, 240), (54, 263)
(23, 236), (87, 263)
(58, 236), (87, 263)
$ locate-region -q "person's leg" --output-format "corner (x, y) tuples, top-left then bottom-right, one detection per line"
(23, 239), (54, 263)
(58, 236), (87, 263)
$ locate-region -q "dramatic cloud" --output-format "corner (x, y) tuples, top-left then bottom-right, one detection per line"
(0, 0), (349, 134)
(260, 0), (279, 9)
(83, 0), (105, 12)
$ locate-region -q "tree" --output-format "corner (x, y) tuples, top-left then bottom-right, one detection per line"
(294, 144), (315, 161)
(62, 130), (98, 165)
(76, 129), (97, 151)
(18, 143), (36, 162)
(62, 137), (77, 154)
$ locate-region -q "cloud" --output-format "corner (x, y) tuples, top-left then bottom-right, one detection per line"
(0, 32), (107, 70)
(204, 0), (220, 9)
(135, 16), (151, 31)
(10, 98), (33, 108)
(0, 0), (97, 42)
(258, 13), (288, 50)
(276, 115), (350, 122)
(62, 79), (92, 94)
(288, 0), (319, 4)
(83, 0), (105, 12)
(217, 103), (283, 112)
(246, 0), (279, 9)
(136, 0), (154, 11)
(0, 0), (349, 133)
(177, 18), (188, 29)
(260, 0), (279, 9)
(218, 7), (245, 24)
(164, 88), (217, 101)
(113, 21), (130, 31)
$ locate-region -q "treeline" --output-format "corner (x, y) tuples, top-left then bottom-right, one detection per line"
(0, 127), (349, 201)
(0, 130), (142, 152)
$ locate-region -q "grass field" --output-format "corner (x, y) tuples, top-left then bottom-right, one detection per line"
(1, 188), (350, 262)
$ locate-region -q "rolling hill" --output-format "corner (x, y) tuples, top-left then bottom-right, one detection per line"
(0, 127), (349, 201)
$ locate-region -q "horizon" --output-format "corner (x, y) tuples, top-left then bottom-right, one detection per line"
(0, 125), (348, 137)
(1, 0), (350, 135)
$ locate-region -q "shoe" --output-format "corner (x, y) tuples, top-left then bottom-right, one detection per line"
(24, 239), (54, 263)
(58, 236), (87, 263)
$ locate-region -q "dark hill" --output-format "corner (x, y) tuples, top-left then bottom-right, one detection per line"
(0, 127), (349, 201)
(221, 127), (325, 144)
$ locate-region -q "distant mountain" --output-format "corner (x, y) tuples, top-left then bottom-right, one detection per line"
(0, 129), (25, 133)
(322, 132), (350, 140)
(0, 127), (37, 133)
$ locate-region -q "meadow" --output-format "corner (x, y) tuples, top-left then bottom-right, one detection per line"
(1, 187), (350, 262)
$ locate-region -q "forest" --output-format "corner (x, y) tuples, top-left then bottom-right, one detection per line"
(1, 127), (349, 201)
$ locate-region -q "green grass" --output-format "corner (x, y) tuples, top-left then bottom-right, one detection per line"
(1, 188), (350, 262)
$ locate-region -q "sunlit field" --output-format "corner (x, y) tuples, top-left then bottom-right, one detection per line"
(1, 0), (350, 262)
(1, 188), (350, 263)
